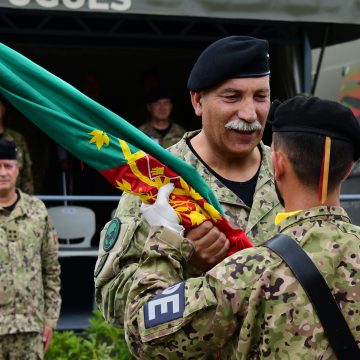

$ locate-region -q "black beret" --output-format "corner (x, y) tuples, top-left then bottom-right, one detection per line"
(146, 87), (172, 103)
(0, 140), (17, 160)
(187, 36), (270, 92)
(268, 96), (360, 160)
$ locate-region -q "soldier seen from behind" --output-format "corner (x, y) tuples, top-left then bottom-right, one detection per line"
(124, 96), (360, 359)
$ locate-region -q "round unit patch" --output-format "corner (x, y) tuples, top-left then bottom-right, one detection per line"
(103, 217), (121, 252)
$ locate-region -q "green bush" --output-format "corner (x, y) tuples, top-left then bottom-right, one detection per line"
(45, 310), (131, 360)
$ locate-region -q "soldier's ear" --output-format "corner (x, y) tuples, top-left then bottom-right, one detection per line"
(272, 148), (285, 181)
(190, 91), (203, 117)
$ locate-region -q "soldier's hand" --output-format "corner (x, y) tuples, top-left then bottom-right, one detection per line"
(186, 221), (229, 272)
(43, 325), (53, 354)
(141, 183), (185, 235)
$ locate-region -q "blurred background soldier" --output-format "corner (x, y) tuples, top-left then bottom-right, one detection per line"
(139, 87), (186, 148)
(0, 140), (61, 359)
(0, 95), (34, 194)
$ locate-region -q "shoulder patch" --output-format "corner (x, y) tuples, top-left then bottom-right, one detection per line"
(144, 282), (185, 329)
(103, 217), (121, 252)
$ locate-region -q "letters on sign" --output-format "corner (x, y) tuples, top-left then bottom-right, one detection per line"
(8, 0), (132, 11)
(144, 282), (185, 328)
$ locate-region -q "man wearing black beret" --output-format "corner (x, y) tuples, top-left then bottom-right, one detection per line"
(96, 36), (282, 328)
(123, 95), (360, 359)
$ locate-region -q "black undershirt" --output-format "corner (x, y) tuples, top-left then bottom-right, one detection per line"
(3, 190), (20, 213)
(155, 123), (171, 137)
(186, 139), (260, 207)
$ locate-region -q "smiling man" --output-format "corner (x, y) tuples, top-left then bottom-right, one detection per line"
(0, 140), (61, 359)
(95, 36), (282, 329)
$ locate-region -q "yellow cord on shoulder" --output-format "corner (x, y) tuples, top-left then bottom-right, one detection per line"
(275, 210), (302, 225)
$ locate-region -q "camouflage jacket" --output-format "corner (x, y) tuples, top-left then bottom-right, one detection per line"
(125, 206), (360, 359)
(0, 190), (61, 335)
(138, 121), (186, 148)
(2, 128), (34, 194)
(95, 131), (281, 327)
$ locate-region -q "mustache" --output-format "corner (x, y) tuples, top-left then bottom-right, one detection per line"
(225, 119), (263, 132)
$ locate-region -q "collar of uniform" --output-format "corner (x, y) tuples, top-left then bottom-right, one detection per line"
(171, 134), (278, 208)
(274, 210), (302, 225)
(169, 130), (218, 195)
(255, 142), (275, 191)
(276, 206), (351, 234)
(145, 121), (173, 134)
(167, 130), (200, 153)
(167, 131), (232, 214)
(244, 144), (282, 234)
(8, 189), (28, 218)
(186, 134), (244, 206)
(182, 130), (200, 142)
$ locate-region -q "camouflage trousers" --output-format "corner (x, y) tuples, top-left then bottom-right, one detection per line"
(0, 332), (43, 360)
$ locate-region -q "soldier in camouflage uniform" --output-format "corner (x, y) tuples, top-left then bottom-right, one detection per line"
(124, 96), (360, 359)
(94, 36), (282, 327)
(138, 121), (186, 149)
(0, 140), (61, 359)
(138, 86), (186, 149)
(0, 96), (34, 194)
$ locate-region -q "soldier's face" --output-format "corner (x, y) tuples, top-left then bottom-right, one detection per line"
(147, 98), (173, 122)
(0, 160), (19, 195)
(192, 76), (270, 159)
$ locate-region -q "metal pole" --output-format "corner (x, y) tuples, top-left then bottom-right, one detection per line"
(311, 25), (330, 95)
(61, 170), (68, 206)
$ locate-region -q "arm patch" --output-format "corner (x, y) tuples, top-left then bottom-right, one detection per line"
(144, 282), (185, 328)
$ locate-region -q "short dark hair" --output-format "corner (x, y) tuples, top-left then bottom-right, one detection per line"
(272, 132), (353, 192)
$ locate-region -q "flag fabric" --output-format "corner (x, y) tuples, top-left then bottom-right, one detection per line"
(0, 42), (252, 255)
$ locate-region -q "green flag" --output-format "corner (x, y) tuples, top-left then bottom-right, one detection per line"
(0, 42), (223, 214)
(0, 42), (254, 254)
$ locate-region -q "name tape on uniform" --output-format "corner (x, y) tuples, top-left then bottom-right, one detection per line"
(144, 282), (185, 328)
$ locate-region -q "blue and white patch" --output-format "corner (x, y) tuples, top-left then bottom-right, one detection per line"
(144, 282), (185, 328)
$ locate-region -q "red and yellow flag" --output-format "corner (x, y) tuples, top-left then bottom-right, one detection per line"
(99, 139), (252, 254)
